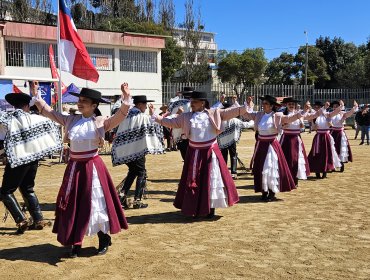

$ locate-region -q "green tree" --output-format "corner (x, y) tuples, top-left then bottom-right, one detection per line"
(217, 48), (268, 97)
(264, 52), (296, 85)
(295, 45), (330, 87)
(161, 38), (184, 81)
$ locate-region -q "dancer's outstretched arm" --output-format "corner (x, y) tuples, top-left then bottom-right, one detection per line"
(149, 104), (184, 128)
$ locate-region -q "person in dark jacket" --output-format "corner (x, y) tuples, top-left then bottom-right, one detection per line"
(358, 106), (370, 145)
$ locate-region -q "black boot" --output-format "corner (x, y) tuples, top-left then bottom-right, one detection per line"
(1, 193), (28, 234)
(315, 172), (321, 179)
(133, 175), (148, 209)
(340, 163), (344, 173)
(97, 231), (112, 255)
(21, 192), (45, 230)
(119, 194), (130, 209)
(231, 156), (238, 179)
(261, 191), (269, 202)
(69, 245), (81, 258)
(267, 191), (276, 202)
(322, 172), (327, 179)
(206, 208), (215, 218)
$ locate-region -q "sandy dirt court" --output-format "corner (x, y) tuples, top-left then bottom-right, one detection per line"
(0, 129), (369, 280)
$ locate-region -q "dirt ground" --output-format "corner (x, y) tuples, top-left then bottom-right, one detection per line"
(0, 129), (369, 280)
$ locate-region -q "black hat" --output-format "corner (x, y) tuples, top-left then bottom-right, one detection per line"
(330, 100), (340, 107)
(282, 97), (300, 104)
(313, 101), (324, 107)
(69, 88), (110, 104)
(132, 95), (155, 104)
(181, 86), (194, 97)
(222, 102), (232, 109)
(258, 95), (278, 105)
(190, 91), (208, 101)
(5, 93), (32, 107)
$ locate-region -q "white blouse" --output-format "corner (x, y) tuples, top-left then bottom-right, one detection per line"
(284, 112), (302, 130)
(69, 116), (100, 152)
(331, 113), (344, 128)
(315, 114), (331, 130)
(258, 112), (278, 135)
(189, 111), (217, 142)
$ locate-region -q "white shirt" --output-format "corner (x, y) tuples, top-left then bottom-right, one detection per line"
(189, 111), (217, 142)
(69, 116), (99, 152)
(258, 112), (278, 135)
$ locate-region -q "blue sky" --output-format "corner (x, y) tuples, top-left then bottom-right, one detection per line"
(172, 0), (370, 60)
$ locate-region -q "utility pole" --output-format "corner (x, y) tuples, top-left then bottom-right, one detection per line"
(304, 30), (308, 100)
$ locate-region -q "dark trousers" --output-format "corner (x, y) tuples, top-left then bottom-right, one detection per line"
(221, 142), (237, 174)
(122, 156), (146, 200)
(0, 161), (43, 223)
(177, 139), (189, 160)
(360, 125), (370, 142)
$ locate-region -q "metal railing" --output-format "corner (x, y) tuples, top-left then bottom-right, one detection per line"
(162, 82), (370, 107)
(119, 50), (157, 73)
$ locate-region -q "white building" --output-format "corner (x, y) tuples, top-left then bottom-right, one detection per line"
(172, 28), (217, 67)
(0, 21), (166, 116)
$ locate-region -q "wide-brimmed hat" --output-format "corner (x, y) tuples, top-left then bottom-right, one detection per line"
(190, 91), (208, 101)
(258, 95), (278, 105)
(69, 88), (110, 104)
(282, 97), (300, 104)
(132, 95), (155, 104)
(313, 101), (324, 107)
(5, 93), (32, 107)
(330, 100), (340, 107)
(222, 102), (232, 109)
(181, 86), (194, 97)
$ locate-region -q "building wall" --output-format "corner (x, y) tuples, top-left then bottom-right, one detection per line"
(0, 22), (165, 115)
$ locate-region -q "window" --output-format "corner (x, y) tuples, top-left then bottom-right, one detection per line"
(87, 47), (114, 71)
(202, 35), (212, 42)
(119, 50), (157, 73)
(5, 40), (58, 68)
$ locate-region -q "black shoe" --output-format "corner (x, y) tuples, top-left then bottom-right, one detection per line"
(360, 142), (364, 145)
(206, 208), (215, 219)
(120, 195), (130, 209)
(261, 192), (269, 202)
(315, 172), (321, 179)
(133, 200), (148, 209)
(322, 172), (327, 179)
(69, 245), (81, 258)
(97, 232), (112, 255)
(16, 220), (29, 234)
(340, 164), (344, 173)
(267, 192), (276, 202)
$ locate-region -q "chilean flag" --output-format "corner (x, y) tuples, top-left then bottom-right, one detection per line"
(59, 0), (99, 82)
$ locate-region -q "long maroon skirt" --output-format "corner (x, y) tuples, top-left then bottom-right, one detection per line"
(280, 130), (310, 183)
(53, 150), (128, 246)
(308, 130), (336, 173)
(174, 139), (239, 217)
(251, 134), (296, 193)
(331, 128), (353, 162)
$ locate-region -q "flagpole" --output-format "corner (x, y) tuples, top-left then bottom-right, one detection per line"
(57, 0), (62, 113)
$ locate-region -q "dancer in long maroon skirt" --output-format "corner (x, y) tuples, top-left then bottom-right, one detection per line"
(305, 100), (347, 179)
(279, 97), (310, 186)
(242, 95), (306, 202)
(32, 82), (131, 258)
(149, 91), (246, 218)
(330, 100), (358, 172)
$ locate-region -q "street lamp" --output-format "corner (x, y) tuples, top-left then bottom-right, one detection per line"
(304, 30), (308, 99)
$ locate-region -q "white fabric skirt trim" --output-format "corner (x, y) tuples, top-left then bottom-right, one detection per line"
(209, 151), (228, 208)
(85, 164), (110, 236)
(339, 131), (349, 162)
(262, 144), (280, 193)
(329, 134), (342, 169)
(297, 137), (307, 180)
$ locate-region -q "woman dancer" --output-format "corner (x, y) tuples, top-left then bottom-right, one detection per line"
(149, 91), (245, 218)
(330, 100), (358, 172)
(243, 95), (305, 202)
(279, 97), (310, 186)
(306, 100), (347, 179)
(32, 82), (130, 258)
